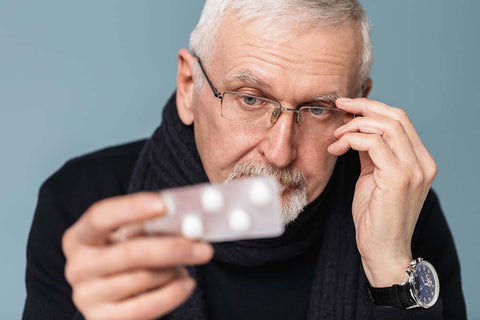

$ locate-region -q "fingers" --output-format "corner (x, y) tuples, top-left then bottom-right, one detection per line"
(64, 192), (167, 249)
(73, 267), (189, 307)
(336, 97), (437, 179)
(62, 192), (215, 320)
(328, 132), (399, 173)
(336, 98), (419, 151)
(333, 116), (418, 164)
(330, 97), (437, 195)
(82, 275), (196, 320)
(65, 236), (214, 284)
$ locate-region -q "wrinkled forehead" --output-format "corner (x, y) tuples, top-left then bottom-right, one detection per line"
(211, 10), (363, 89)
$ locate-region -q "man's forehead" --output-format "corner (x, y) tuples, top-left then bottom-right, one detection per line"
(216, 15), (361, 67)
(212, 13), (362, 97)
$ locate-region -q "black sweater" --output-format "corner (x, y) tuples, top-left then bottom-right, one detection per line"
(23, 139), (466, 320)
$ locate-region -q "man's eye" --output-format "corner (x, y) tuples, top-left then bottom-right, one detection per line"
(309, 107), (327, 115)
(241, 95), (259, 106)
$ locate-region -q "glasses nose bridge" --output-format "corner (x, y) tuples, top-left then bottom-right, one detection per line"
(271, 105), (301, 124)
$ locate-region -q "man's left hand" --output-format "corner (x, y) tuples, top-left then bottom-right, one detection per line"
(328, 97), (437, 287)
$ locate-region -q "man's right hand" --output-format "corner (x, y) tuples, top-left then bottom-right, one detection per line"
(62, 192), (214, 320)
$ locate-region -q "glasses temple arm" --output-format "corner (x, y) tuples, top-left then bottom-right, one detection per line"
(195, 56), (222, 98)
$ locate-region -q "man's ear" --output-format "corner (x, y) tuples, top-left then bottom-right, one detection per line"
(362, 78), (373, 98)
(176, 48), (196, 126)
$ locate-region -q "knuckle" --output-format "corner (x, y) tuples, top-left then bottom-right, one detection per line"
(392, 107), (408, 121)
(118, 241), (140, 266)
(396, 167), (424, 189)
(64, 260), (81, 285)
(396, 172), (411, 188)
(427, 161), (438, 181)
(71, 287), (86, 309)
(411, 169), (425, 186)
(87, 200), (104, 216)
(83, 206), (103, 232)
(64, 263), (74, 284)
(390, 119), (404, 133)
(61, 229), (74, 254)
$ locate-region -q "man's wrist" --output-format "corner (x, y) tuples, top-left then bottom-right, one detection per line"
(362, 256), (412, 288)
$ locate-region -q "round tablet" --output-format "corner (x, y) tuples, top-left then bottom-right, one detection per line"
(228, 209), (252, 234)
(201, 187), (224, 214)
(248, 180), (273, 207)
(181, 215), (204, 239)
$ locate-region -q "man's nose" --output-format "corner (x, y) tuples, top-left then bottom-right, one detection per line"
(258, 110), (298, 168)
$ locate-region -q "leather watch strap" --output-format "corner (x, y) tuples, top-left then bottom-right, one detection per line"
(365, 282), (416, 308)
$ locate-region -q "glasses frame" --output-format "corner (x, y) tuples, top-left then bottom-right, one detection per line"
(194, 55), (345, 129)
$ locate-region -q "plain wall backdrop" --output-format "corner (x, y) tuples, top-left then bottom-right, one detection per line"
(1, 1), (478, 319)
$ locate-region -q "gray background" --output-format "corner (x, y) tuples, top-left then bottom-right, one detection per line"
(1, 1), (478, 319)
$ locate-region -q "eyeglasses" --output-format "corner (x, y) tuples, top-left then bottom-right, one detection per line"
(195, 56), (346, 137)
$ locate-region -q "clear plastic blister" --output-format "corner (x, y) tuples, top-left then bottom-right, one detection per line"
(144, 176), (284, 242)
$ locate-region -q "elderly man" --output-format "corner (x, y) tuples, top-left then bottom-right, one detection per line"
(23, 1), (466, 319)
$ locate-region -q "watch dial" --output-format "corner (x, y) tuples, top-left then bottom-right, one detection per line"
(412, 261), (440, 308)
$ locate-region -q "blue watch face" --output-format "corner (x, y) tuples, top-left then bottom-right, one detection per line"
(412, 261), (439, 308)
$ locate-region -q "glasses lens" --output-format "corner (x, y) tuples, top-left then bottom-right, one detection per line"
(299, 106), (345, 136)
(221, 92), (278, 127)
(220, 92), (345, 137)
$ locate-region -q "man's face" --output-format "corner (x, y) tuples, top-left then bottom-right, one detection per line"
(179, 14), (364, 209)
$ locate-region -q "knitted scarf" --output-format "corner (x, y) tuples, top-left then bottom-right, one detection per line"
(128, 93), (373, 319)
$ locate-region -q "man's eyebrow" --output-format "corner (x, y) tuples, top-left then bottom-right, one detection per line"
(312, 92), (343, 102)
(223, 70), (271, 89)
(310, 92), (344, 104)
(223, 71), (343, 104)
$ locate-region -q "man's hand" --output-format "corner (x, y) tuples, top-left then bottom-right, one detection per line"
(328, 98), (437, 287)
(62, 192), (214, 320)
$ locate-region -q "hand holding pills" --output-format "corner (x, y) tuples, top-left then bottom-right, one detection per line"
(61, 193), (213, 320)
(62, 177), (283, 320)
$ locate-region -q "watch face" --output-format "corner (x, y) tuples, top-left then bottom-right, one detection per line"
(412, 260), (440, 308)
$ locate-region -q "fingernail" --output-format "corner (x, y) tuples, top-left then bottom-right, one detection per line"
(193, 243), (214, 260)
(150, 196), (166, 213)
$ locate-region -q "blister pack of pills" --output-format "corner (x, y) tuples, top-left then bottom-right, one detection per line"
(143, 176), (284, 242)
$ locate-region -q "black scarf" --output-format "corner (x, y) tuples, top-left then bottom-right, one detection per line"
(128, 93), (373, 319)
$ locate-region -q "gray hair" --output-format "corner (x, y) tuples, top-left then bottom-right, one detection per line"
(190, 0), (373, 87)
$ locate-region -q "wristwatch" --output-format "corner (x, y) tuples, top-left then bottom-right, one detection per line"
(365, 258), (440, 309)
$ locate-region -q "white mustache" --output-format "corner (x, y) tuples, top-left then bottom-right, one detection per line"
(225, 162), (307, 192)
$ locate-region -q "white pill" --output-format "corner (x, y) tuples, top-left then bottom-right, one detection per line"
(248, 181), (273, 207)
(181, 215), (204, 239)
(229, 209), (252, 233)
(201, 187), (224, 214)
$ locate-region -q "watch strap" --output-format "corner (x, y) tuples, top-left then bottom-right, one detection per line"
(366, 281), (416, 308)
